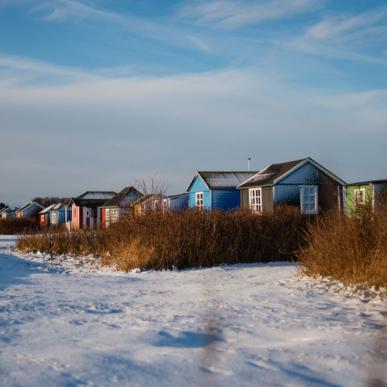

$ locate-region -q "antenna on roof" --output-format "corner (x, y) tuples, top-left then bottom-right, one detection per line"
(247, 157), (251, 171)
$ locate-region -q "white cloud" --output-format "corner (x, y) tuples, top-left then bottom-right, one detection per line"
(284, 6), (387, 66)
(305, 6), (387, 42)
(179, 0), (321, 28)
(0, 54), (97, 82)
(32, 0), (212, 53)
(0, 56), (386, 204)
(187, 35), (212, 52)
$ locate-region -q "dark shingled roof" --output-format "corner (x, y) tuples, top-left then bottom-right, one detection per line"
(102, 187), (143, 207)
(238, 159), (306, 188)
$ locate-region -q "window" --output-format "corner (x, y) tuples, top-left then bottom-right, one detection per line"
(354, 188), (366, 205)
(249, 188), (262, 214)
(196, 192), (204, 210)
(51, 212), (57, 224)
(111, 209), (118, 223)
(105, 209), (110, 225)
(301, 186), (318, 214)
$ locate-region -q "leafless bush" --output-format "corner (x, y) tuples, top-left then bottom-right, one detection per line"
(17, 207), (311, 270)
(0, 218), (37, 235)
(298, 203), (387, 288)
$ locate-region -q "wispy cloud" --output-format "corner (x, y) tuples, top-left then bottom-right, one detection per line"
(32, 0), (213, 54)
(305, 6), (387, 42)
(1, 54), (387, 204)
(187, 35), (212, 52)
(0, 53), (93, 79)
(179, 0), (321, 28)
(35, 0), (125, 23)
(284, 5), (387, 66)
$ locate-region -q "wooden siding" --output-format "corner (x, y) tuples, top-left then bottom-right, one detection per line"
(240, 189), (249, 209)
(346, 184), (373, 214)
(50, 207), (72, 226)
(187, 175), (211, 209)
(373, 182), (387, 209)
(169, 194), (189, 211)
(279, 162), (319, 185)
(211, 189), (240, 210)
(239, 187), (273, 212)
(262, 187), (274, 212)
(241, 160), (343, 213)
(71, 205), (81, 230)
(318, 172), (342, 212)
(275, 161), (342, 213)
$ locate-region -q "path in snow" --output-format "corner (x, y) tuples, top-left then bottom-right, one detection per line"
(0, 236), (386, 386)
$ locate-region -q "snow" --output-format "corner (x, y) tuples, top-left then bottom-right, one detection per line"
(0, 235), (386, 386)
(200, 172), (256, 188)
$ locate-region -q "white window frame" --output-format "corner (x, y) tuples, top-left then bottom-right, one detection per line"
(51, 211), (57, 224)
(354, 188), (366, 205)
(300, 185), (318, 214)
(195, 192), (204, 210)
(105, 208), (110, 225)
(342, 187), (347, 212)
(162, 198), (169, 213)
(249, 188), (263, 214)
(111, 208), (118, 223)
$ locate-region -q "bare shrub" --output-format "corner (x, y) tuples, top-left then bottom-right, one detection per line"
(17, 207), (311, 271)
(0, 218), (37, 235)
(298, 203), (387, 288)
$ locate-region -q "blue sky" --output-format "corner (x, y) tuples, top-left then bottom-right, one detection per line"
(0, 0), (387, 205)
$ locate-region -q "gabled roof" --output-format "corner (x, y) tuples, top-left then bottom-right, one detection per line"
(17, 201), (45, 212)
(187, 171), (258, 191)
(348, 179), (387, 186)
(0, 206), (17, 214)
(77, 191), (116, 200)
(102, 187), (143, 207)
(47, 203), (70, 212)
(71, 191), (116, 207)
(0, 206), (9, 214)
(238, 157), (346, 188)
(132, 194), (162, 206)
(39, 203), (58, 214)
(238, 159), (305, 188)
(166, 192), (189, 199)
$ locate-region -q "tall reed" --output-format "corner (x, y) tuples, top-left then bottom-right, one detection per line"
(298, 204), (387, 288)
(17, 207), (311, 271)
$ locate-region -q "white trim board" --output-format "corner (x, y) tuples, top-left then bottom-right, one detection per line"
(185, 172), (210, 192)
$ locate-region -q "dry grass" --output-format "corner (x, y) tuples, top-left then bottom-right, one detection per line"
(0, 218), (37, 235)
(298, 205), (387, 288)
(17, 229), (107, 256)
(17, 207), (311, 270)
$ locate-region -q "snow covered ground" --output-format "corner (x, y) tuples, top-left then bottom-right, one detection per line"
(0, 235), (386, 387)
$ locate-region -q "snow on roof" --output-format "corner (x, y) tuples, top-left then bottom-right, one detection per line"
(40, 203), (58, 214)
(78, 191), (116, 200)
(18, 202), (33, 212)
(198, 171), (258, 189)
